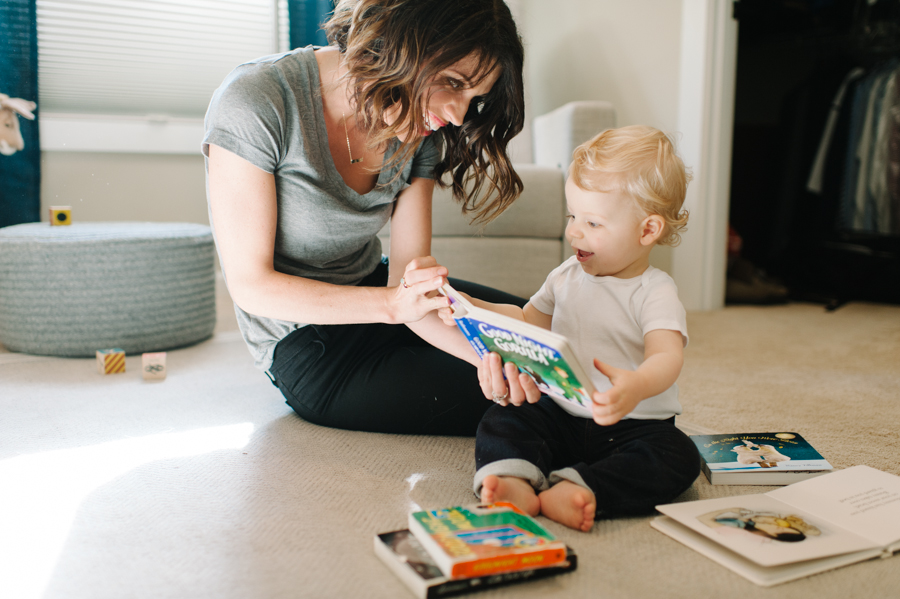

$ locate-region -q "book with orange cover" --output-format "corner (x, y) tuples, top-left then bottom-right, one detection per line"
(407, 502), (567, 579)
(374, 529), (577, 598)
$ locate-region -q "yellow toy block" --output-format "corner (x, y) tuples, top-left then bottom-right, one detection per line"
(96, 348), (126, 374)
(142, 352), (167, 380)
(49, 206), (72, 226)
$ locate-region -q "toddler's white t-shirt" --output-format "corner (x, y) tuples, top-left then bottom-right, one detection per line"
(529, 256), (688, 420)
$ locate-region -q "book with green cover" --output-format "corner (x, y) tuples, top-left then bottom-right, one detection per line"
(441, 283), (596, 409)
(407, 502), (568, 579)
(691, 432), (833, 485)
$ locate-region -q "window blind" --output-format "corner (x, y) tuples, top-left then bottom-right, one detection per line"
(37, 0), (289, 118)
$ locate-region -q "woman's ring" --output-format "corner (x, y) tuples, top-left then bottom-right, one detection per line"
(400, 278), (410, 289)
(492, 390), (509, 403)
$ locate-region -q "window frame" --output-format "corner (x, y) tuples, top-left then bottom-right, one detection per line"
(38, 0), (290, 154)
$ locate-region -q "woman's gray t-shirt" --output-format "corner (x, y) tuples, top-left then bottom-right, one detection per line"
(203, 46), (440, 371)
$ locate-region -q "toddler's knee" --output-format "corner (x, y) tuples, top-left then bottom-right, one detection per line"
(655, 431), (702, 494)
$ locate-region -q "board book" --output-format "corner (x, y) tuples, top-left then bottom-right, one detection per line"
(407, 502), (568, 579)
(374, 529), (577, 599)
(691, 432), (833, 485)
(652, 465), (900, 586)
(440, 283), (596, 409)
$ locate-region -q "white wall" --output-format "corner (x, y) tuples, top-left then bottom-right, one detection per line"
(519, 0), (682, 131)
(41, 152), (208, 226)
(515, 0), (684, 273)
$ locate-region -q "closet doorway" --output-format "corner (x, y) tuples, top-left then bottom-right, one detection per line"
(729, 0), (900, 307)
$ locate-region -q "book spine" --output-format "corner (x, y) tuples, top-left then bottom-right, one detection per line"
(408, 514), (459, 576)
(449, 546), (568, 579)
(373, 535), (429, 599)
(454, 317), (489, 359)
(427, 557), (576, 599)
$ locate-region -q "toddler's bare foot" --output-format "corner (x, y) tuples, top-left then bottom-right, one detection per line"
(538, 480), (596, 532)
(480, 475), (540, 516)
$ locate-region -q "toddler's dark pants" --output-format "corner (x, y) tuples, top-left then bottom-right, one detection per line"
(475, 396), (701, 518)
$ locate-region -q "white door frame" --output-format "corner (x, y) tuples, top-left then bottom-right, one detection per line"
(671, 0), (738, 311)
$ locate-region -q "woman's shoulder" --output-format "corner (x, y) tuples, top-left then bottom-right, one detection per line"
(204, 48), (321, 168)
(218, 47), (317, 99)
(206, 47), (321, 136)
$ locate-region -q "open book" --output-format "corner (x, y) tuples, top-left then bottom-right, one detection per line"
(440, 283), (596, 409)
(652, 465), (900, 586)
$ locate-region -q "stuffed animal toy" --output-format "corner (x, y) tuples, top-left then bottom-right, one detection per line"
(0, 93), (37, 156)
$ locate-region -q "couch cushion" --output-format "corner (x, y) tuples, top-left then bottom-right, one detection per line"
(533, 100), (617, 171)
(431, 164), (566, 238)
(379, 163), (566, 240)
(431, 237), (563, 299)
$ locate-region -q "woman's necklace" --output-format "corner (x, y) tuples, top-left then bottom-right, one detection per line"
(341, 112), (363, 164)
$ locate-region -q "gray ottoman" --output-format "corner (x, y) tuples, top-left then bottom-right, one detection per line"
(0, 222), (216, 357)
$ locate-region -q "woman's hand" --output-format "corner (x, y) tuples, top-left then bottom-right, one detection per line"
(389, 256), (451, 324)
(478, 352), (542, 406)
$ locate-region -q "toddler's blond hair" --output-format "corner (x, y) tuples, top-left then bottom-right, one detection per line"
(570, 125), (691, 247)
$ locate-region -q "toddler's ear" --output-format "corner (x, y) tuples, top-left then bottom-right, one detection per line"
(639, 214), (665, 246)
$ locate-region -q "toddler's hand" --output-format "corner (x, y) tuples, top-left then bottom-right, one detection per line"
(590, 359), (645, 426)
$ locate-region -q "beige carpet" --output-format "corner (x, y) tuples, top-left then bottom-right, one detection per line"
(2, 278), (899, 599)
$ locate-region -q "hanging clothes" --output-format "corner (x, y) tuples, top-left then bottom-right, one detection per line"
(813, 61), (900, 234)
(838, 72), (875, 229)
(807, 67), (865, 194)
(889, 69), (900, 234)
(852, 62), (895, 231)
(870, 64), (899, 233)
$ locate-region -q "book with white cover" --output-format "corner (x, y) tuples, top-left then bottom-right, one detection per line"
(651, 465), (900, 586)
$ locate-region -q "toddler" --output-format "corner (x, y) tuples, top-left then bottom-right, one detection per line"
(446, 125), (701, 531)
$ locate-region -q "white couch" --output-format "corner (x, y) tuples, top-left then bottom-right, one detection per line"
(382, 101), (617, 299)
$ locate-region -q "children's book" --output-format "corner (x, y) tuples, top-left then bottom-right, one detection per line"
(374, 529), (577, 599)
(407, 502), (568, 579)
(440, 283), (596, 409)
(651, 465), (900, 586)
(691, 432), (833, 485)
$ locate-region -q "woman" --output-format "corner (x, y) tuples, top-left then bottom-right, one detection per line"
(204, 0), (525, 435)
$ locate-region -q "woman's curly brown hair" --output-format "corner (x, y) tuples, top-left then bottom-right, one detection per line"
(324, 0), (525, 224)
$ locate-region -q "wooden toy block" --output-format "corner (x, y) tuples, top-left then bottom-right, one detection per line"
(142, 352), (167, 380)
(49, 206), (72, 226)
(96, 348), (126, 374)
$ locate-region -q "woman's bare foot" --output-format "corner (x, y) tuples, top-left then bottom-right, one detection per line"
(538, 480), (596, 532)
(480, 475), (540, 516)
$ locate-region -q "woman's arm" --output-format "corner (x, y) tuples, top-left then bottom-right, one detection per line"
(208, 144), (448, 325)
(387, 176), (484, 365)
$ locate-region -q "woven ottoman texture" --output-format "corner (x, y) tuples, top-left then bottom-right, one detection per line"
(0, 222), (216, 357)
